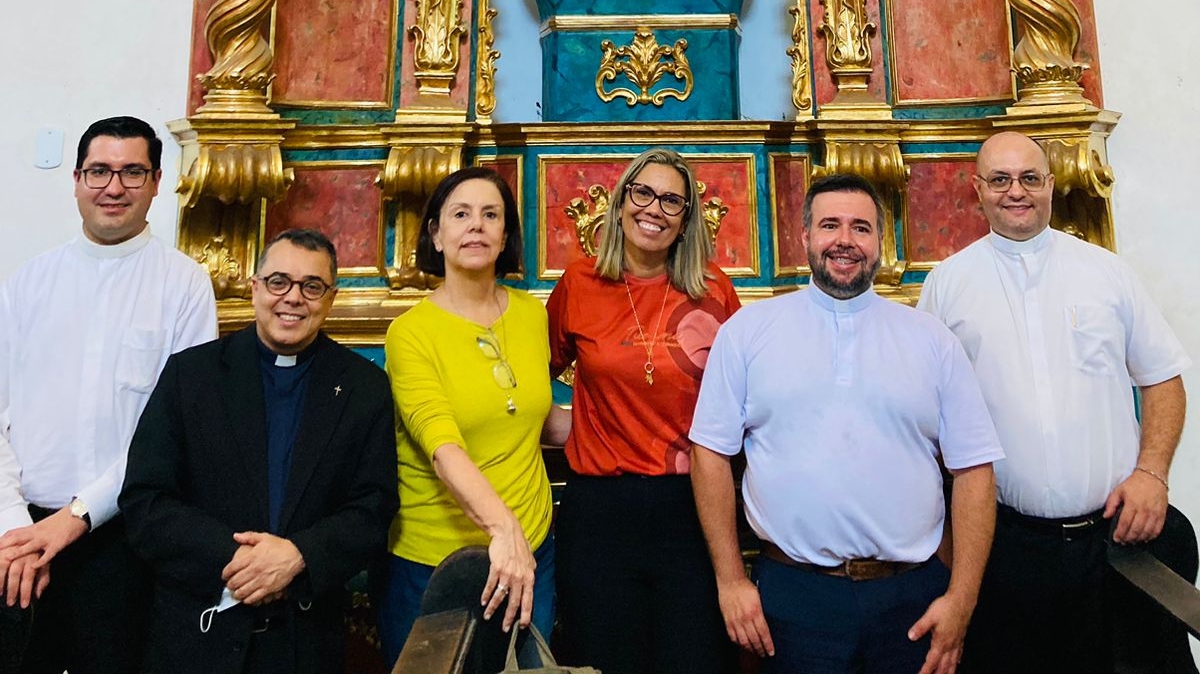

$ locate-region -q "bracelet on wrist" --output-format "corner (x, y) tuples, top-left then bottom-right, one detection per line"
(1135, 466), (1169, 490)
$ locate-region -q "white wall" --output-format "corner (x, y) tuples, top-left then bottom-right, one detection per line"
(0, 3), (194, 273)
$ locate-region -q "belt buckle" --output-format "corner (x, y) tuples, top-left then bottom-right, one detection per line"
(252, 617), (272, 634)
(1062, 517), (1096, 541)
(842, 559), (876, 581)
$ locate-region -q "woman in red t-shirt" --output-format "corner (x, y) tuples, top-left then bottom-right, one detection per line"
(547, 148), (741, 673)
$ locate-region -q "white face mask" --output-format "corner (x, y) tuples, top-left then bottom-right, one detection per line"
(199, 587), (241, 634)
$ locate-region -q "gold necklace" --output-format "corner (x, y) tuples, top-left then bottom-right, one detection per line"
(622, 274), (671, 385)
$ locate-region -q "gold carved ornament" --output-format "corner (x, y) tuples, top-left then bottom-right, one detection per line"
(595, 28), (694, 106)
(1010, 0), (1090, 106)
(474, 0), (500, 120)
(196, 0), (277, 115)
(409, 0), (468, 96)
(565, 181), (727, 258)
(819, 0), (874, 70)
(377, 146), (463, 289)
(1042, 138), (1115, 247)
(787, 0), (813, 118)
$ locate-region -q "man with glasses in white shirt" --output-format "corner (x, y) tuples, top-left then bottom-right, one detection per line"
(0, 116), (217, 673)
(918, 131), (1192, 673)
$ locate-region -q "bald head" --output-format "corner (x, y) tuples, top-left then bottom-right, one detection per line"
(973, 132), (1055, 241)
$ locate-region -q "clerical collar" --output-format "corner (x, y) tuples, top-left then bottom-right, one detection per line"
(987, 225), (1053, 255)
(806, 282), (877, 314)
(75, 225), (153, 260)
(255, 334), (320, 368)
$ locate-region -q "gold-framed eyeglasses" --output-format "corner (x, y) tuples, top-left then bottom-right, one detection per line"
(626, 182), (688, 216)
(79, 166), (153, 189)
(477, 331), (517, 414)
(256, 272), (335, 300)
(977, 172), (1049, 193)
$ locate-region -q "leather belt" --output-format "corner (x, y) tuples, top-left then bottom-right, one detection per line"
(759, 541), (925, 582)
(998, 504), (1106, 541)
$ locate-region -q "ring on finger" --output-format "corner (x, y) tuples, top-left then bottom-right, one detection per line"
(496, 584), (508, 594)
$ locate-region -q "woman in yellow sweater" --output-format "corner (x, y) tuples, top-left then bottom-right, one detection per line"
(377, 167), (568, 664)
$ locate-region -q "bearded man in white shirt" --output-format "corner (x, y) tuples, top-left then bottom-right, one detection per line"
(918, 131), (1192, 673)
(0, 116), (217, 674)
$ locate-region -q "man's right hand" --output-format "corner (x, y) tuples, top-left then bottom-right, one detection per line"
(2, 549), (50, 608)
(718, 576), (774, 658)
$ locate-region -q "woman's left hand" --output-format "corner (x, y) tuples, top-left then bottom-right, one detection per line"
(480, 517), (536, 632)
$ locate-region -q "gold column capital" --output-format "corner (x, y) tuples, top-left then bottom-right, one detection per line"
(816, 0), (890, 119)
(1007, 0), (1095, 114)
(196, 0), (278, 118)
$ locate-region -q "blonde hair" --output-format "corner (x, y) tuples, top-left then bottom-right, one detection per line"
(593, 148), (715, 299)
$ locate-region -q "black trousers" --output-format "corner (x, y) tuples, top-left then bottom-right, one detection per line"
(963, 504), (1198, 674)
(0, 511), (151, 674)
(554, 473), (736, 674)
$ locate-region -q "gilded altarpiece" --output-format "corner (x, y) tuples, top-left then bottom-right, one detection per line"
(177, 0), (1120, 341)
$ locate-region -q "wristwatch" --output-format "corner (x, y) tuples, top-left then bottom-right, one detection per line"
(68, 497), (92, 531)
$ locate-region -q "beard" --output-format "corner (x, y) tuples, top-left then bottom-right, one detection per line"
(810, 248), (881, 300)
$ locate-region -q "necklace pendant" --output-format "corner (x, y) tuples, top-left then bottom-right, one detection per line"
(644, 362), (655, 385)
(506, 396), (517, 415)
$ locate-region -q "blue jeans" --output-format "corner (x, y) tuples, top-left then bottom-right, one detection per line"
(754, 555), (950, 674)
(376, 536), (556, 668)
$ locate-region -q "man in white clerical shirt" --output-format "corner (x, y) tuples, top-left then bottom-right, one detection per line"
(0, 116), (217, 674)
(691, 173), (1002, 674)
(918, 131), (1193, 673)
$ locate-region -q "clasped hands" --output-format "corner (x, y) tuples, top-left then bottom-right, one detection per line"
(221, 531), (306, 606)
(0, 506), (88, 607)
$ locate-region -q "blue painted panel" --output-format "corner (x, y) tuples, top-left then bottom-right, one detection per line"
(542, 28), (740, 122)
(536, 0), (743, 19)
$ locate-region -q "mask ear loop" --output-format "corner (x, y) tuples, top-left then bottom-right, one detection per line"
(200, 606), (217, 634)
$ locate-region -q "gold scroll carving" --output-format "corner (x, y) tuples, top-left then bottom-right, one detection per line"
(787, 0), (814, 121)
(474, 0), (500, 122)
(1044, 136), (1116, 249)
(1009, 0), (1092, 111)
(409, 0), (468, 96)
(378, 145), (463, 290)
(816, 0), (889, 118)
(173, 0), (295, 300)
(566, 180), (728, 258)
(596, 28), (694, 107)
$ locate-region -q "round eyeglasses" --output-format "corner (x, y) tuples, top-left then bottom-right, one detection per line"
(79, 166), (153, 189)
(625, 182), (688, 216)
(977, 172), (1049, 193)
(256, 272), (334, 300)
(477, 331), (518, 414)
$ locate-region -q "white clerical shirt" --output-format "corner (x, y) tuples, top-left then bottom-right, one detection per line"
(0, 228), (217, 533)
(918, 227), (1191, 518)
(690, 284), (1003, 566)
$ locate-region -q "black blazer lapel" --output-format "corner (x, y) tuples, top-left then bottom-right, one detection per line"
(278, 334), (350, 533)
(220, 327), (271, 529)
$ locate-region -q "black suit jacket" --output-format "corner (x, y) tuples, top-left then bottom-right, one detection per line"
(120, 327), (398, 674)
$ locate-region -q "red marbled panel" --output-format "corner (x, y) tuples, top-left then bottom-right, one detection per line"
(891, 0), (1012, 102)
(692, 159), (755, 273)
(475, 156), (522, 213)
(1072, 0), (1103, 107)
(265, 167), (383, 271)
(540, 158), (756, 277)
(273, 0), (394, 105)
(771, 155), (809, 271)
(188, 0), (219, 114)
(399, 0), (473, 109)
(810, 0), (887, 106)
(905, 160), (990, 263)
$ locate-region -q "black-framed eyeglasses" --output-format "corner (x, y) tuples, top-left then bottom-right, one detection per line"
(625, 182), (688, 216)
(477, 331), (518, 414)
(977, 172), (1050, 193)
(255, 272), (335, 300)
(79, 166), (154, 189)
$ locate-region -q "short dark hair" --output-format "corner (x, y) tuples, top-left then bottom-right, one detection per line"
(802, 173), (887, 231)
(75, 116), (163, 171)
(416, 166), (523, 277)
(258, 228), (339, 283)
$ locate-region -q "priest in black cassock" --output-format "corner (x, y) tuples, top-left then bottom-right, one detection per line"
(120, 228), (397, 674)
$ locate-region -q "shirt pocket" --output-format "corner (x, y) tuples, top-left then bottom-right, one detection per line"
(116, 328), (166, 393)
(1067, 305), (1124, 376)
